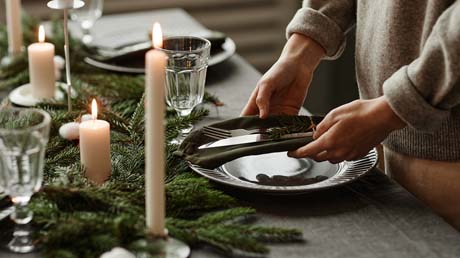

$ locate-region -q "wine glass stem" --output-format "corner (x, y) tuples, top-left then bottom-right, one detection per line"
(12, 202), (33, 224)
(82, 27), (91, 36)
(8, 202), (34, 253)
(81, 27), (93, 44)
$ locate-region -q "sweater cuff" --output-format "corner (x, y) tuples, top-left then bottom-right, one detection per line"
(383, 66), (450, 132)
(286, 8), (346, 60)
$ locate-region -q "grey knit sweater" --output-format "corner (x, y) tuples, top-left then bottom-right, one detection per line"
(287, 0), (460, 161)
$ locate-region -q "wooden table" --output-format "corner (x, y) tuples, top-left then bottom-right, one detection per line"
(1, 9), (459, 258)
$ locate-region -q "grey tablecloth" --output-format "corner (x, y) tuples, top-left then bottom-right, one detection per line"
(0, 8), (459, 258)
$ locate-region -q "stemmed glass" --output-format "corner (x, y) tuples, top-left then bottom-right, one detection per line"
(0, 108), (51, 253)
(70, 0), (104, 45)
(159, 36), (211, 144)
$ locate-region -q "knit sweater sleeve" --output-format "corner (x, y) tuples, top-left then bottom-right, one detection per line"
(286, 0), (356, 60)
(383, 2), (460, 132)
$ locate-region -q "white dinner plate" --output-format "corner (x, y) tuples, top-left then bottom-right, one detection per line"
(189, 149), (378, 195)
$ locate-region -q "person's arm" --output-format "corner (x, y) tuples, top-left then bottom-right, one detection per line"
(241, 34), (324, 118)
(241, 0), (356, 117)
(289, 2), (460, 163)
(287, 0), (356, 60)
(383, 1), (460, 132)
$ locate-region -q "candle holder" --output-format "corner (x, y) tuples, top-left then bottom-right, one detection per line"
(47, 0), (84, 112)
(8, 81), (75, 107)
(145, 230), (190, 258)
(0, 49), (24, 67)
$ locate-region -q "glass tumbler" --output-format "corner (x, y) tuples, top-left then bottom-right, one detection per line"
(0, 108), (51, 253)
(70, 0), (104, 44)
(159, 36), (211, 144)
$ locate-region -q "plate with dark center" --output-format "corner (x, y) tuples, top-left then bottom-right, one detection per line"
(188, 149), (377, 195)
(84, 37), (236, 74)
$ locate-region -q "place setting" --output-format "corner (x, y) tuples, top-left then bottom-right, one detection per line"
(65, 0), (235, 74)
(177, 116), (378, 195)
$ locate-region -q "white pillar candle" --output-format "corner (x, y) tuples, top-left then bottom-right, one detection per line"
(145, 22), (167, 236)
(79, 99), (111, 185)
(6, 0), (23, 55)
(28, 25), (55, 99)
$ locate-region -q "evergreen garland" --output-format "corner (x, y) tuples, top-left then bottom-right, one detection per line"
(0, 16), (303, 258)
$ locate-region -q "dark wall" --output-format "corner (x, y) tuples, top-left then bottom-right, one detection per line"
(303, 31), (359, 115)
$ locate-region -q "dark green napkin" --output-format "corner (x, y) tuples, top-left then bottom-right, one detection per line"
(175, 115), (323, 169)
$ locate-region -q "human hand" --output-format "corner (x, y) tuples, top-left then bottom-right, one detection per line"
(241, 34), (325, 118)
(288, 96), (406, 163)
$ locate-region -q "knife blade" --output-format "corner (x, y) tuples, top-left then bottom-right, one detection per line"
(198, 132), (313, 149)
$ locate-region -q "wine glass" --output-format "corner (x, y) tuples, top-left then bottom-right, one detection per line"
(160, 36), (211, 144)
(70, 0), (104, 45)
(0, 108), (51, 253)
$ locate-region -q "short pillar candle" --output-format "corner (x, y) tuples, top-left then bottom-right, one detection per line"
(28, 25), (55, 99)
(79, 99), (111, 184)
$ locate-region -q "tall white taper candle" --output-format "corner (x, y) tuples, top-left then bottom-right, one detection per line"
(145, 23), (167, 236)
(6, 0), (23, 55)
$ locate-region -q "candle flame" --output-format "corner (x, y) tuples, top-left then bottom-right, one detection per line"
(92, 99), (98, 120)
(38, 25), (45, 43)
(152, 23), (163, 49)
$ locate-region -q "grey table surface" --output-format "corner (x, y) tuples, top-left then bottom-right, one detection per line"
(1, 8), (459, 258)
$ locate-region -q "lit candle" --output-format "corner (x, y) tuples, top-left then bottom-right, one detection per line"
(28, 25), (55, 99)
(5, 0), (23, 55)
(79, 99), (111, 185)
(145, 23), (167, 236)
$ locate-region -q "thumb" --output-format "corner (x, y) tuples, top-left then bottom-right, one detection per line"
(255, 83), (273, 119)
(241, 87), (260, 116)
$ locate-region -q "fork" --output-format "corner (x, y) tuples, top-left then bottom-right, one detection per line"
(202, 126), (274, 140)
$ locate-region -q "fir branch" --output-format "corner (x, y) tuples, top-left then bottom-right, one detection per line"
(166, 176), (238, 218)
(204, 92), (224, 107)
(269, 116), (316, 140)
(127, 94), (145, 141)
(166, 108), (209, 140)
(0, 69), (29, 91)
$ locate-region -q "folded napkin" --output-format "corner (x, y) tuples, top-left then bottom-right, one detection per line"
(175, 115), (323, 169)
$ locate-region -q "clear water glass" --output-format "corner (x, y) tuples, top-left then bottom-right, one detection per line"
(70, 0), (104, 44)
(0, 108), (51, 253)
(159, 36), (211, 144)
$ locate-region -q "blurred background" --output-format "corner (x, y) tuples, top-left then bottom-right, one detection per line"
(1, 0), (358, 115)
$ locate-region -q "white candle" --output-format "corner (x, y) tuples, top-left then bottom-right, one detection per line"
(79, 99), (111, 185)
(145, 22), (167, 236)
(28, 25), (55, 99)
(6, 0), (23, 55)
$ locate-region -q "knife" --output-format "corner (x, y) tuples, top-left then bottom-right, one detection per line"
(198, 132), (313, 149)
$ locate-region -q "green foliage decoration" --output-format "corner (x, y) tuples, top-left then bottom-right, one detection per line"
(0, 16), (303, 258)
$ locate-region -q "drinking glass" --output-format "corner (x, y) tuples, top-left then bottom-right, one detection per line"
(160, 36), (211, 144)
(0, 108), (51, 253)
(70, 0), (104, 44)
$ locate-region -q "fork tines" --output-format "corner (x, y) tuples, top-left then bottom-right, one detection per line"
(202, 126), (231, 140)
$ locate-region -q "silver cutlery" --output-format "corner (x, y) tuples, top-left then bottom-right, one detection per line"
(202, 126), (275, 140)
(199, 132), (313, 149)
